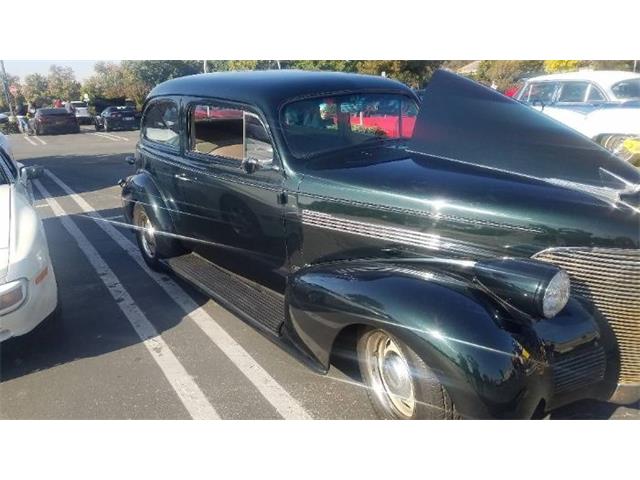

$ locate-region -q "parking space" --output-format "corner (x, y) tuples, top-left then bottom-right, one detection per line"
(0, 128), (638, 420)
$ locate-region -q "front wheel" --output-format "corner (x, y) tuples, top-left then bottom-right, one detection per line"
(133, 203), (185, 271)
(357, 327), (460, 420)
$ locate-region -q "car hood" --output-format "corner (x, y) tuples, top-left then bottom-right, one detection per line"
(0, 184), (11, 278)
(298, 70), (639, 258)
(408, 69), (640, 194)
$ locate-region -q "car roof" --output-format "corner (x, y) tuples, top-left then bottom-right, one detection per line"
(147, 69), (415, 113)
(525, 70), (640, 87)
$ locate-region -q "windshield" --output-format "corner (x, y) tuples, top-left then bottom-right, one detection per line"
(611, 79), (640, 100)
(281, 93), (418, 159)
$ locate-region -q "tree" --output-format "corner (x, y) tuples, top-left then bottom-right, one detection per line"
(543, 60), (580, 73)
(121, 61), (202, 89)
(476, 61), (544, 90)
(587, 60), (637, 71)
(355, 61), (443, 87)
(0, 73), (23, 111)
(22, 73), (49, 106)
(47, 65), (81, 101)
(287, 60), (358, 72)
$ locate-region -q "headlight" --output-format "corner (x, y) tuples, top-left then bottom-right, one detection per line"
(474, 259), (571, 320)
(542, 270), (570, 318)
(0, 279), (28, 316)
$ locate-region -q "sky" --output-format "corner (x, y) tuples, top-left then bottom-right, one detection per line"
(2, 60), (108, 81)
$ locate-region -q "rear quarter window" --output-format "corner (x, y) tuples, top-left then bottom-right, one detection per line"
(142, 100), (180, 148)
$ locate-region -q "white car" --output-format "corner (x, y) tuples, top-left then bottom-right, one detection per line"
(69, 101), (92, 125)
(515, 71), (640, 159)
(0, 128), (59, 342)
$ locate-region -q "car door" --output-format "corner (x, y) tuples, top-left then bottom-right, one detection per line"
(175, 99), (287, 293)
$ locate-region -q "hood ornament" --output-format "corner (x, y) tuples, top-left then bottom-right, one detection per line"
(544, 168), (640, 213)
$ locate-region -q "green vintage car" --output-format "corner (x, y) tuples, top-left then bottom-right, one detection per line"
(120, 69), (640, 419)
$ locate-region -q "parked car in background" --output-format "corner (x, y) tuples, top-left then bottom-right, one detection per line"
(121, 69), (640, 419)
(30, 108), (80, 136)
(516, 70), (640, 109)
(516, 71), (640, 160)
(95, 106), (140, 132)
(68, 101), (92, 124)
(0, 134), (59, 342)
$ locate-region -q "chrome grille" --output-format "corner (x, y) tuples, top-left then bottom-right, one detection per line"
(533, 248), (640, 385)
(552, 346), (606, 394)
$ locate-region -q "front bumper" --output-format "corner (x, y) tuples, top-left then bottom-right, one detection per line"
(610, 384), (640, 405)
(0, 265), (58, 342)
(105, 119), (138, 130)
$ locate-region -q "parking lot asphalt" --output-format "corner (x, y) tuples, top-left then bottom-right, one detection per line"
(0, 126), (638, 419)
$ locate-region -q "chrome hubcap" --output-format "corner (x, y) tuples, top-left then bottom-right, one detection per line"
(365, 331), (416, 418)
(139, 213), (156, 258)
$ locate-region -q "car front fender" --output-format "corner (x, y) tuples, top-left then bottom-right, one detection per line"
(286, 259), (553, 419)
(121, 170), (176, 236)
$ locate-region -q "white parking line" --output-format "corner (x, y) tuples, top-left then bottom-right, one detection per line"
(92, 132), (130, 142)
(23, 135), (37, 146)
(33, 136), (47, 145)
(90, 132), (119, 142)
(103, 132), (130, 141)
(33, 179), (220, 420)
(44, 169), (312, 420)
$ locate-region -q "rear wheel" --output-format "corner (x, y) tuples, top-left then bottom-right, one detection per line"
(357, 327), (460, 420)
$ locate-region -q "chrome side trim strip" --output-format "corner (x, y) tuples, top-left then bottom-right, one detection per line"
(301, 210), (494, 258)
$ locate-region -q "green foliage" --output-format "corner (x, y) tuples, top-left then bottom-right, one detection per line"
(121, 61), (201, 89)
(287, 60), (358, 72)
(22, 73), (49, 106)
(588, 60), (637, 71)
(476, 61), (544, 90)
(0, 120), (21, 134)
(47, 65), (81, 101)
(352, 124), (387, 136)
(355, 61), (443, 87)
(543, 60), (580, 73)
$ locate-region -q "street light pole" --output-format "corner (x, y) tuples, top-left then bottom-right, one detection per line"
(203, 60), (208, 73)
(0, 60), (15, 117)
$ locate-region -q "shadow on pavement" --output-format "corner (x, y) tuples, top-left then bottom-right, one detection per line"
(0, 207), (209, 385)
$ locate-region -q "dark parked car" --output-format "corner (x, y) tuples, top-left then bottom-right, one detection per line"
(30, 108), (80, 135)
(120, 70), (640, 419)
(95, 106), (140, 132)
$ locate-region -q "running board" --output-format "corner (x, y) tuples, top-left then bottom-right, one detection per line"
(162, 253), (326, 373)
(164, 253), (285, 336)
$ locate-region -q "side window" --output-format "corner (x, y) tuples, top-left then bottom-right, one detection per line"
(525, 82), (557, 104)
(244, 112), (274, 162)
(189, 103), (273, 164)
(587, 85), (606, 102)
(557, 82), (589, 102)
(142, 101), (180, 147)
